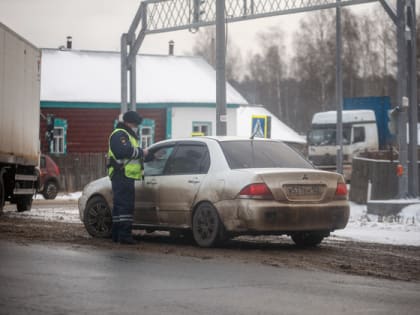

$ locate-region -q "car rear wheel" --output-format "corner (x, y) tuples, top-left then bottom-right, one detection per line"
(192, 202), (225, 248)
(83, 196), (112, 238)
(42, 181), (59, 200)
(291, 231), (325, 247)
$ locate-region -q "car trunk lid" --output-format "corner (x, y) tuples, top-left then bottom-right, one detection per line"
(249, 168), (342, 202)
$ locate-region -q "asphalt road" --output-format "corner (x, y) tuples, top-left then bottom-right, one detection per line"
(0, 240), (419, 315)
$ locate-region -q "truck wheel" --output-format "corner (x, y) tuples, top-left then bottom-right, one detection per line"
(291, 231), (325, 247)
(42, 181), (59, 200)
(83, 196), (112, 238)
(16, 196), (33, 212)
(0, 175), (5, 214)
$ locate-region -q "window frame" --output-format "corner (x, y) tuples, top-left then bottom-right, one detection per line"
(164, 142), (210, 175)
(192, 121), (212, 136)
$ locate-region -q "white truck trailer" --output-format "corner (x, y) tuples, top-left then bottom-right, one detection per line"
(0, 23), (41, 213)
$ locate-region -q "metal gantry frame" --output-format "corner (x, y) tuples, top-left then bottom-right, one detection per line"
(121, 0), (418, 197)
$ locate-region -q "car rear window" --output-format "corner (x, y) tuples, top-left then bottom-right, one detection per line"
(220, 140), (313, 169)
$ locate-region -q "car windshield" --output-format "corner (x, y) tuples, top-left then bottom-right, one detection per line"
(308, 126), (351, 146)
(220, 140), (313, 169)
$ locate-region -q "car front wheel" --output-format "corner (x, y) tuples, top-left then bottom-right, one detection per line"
(192, 202), (225, 248)
(42, 181), (59, 200)
(291, 231), (325, 247)
(83, 196), (112, 238)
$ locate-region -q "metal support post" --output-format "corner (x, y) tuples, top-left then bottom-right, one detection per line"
(216, 0), (227, 136)
(396, 0), (408, 197)
(336, 0), (343, 175)
(129, 53), (137, 111)
(407, 0), (418, 197)
(121, 33), (128, 114)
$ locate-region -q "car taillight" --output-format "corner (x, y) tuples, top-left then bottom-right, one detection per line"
(335, 182), (348, 197)
(239, 183), (273, 199)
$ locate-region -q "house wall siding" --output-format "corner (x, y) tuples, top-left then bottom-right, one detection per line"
(40, 107), (167, 153)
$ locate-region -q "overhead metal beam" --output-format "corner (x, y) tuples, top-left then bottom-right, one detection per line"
(141, 0), (378, 35)
(379, 0), (397, 24)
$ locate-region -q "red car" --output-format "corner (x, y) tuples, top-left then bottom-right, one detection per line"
(39, 154), (60, 199)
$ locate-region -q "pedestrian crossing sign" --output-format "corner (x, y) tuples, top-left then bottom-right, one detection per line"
(251, 115), (271, 138)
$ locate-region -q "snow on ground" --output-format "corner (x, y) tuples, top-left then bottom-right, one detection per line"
(5, 192), (82, 223)
(34, 192), (82, 201)
(4, 192), (420, 246)
(332, 202), (420, 246)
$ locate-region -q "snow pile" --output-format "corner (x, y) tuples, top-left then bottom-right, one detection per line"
(6, 207), (81, 223)
(35, 192), (82, 201)
(333, 202), (420, 246)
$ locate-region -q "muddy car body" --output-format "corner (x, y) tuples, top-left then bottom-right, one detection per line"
(79, 137), (349, 247)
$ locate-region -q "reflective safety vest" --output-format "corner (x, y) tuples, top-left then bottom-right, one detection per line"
(107, 128), (142, 180)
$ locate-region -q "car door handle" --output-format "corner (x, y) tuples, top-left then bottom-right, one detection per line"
(146, 179), (158, 185)
(188, 179), (200, 184)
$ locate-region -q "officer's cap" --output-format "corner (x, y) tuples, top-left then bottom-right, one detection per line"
(123, 111), (143, 125)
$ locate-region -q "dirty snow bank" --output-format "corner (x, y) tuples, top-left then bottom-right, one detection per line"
(332, 202), (420, 246)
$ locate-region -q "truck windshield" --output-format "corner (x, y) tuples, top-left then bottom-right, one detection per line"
(308, 127), (351, 146)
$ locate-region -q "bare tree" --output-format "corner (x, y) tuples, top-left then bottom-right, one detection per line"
(245, 28), (288, 120)
(192, 26), (242, 82)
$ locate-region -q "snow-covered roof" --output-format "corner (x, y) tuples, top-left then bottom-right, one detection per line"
(236, 105), (306, 144)
(40, 49), (248, 105)
(312, 110), (376, 124)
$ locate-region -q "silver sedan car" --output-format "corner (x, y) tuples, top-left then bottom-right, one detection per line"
(79, 137), (349, 247)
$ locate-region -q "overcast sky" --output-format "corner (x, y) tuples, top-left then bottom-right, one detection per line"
(0, 0), (379, 58)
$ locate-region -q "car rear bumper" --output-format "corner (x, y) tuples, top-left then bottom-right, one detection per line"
(216, 199), (349, 233)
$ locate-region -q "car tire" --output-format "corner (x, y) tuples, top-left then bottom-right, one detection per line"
(291, 231), (325, 247)
(192, 202), (224, 248)
(16, 196), (33, 212)
(42, 181), (59, 200)
(0, 175), (5, 214)
(83, 196), (112, 238)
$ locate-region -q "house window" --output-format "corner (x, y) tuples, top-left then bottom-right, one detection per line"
(49, 118), (67, 154)
(140, 119), (155, 148)
(51, 127), (65, 153)
(141, 127), (153, 148)
(192, 121), (212, 136)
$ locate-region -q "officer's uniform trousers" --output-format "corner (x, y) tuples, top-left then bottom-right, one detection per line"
(111, 171), (135, 242)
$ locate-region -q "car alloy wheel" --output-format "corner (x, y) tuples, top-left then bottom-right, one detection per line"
(84, 196), (112, 238)
(192, 202), (223, 248)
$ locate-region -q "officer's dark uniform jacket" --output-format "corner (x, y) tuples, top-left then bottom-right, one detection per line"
(108, 122), (144, 242)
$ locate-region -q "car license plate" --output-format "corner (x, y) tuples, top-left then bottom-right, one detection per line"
(284, 184), (324, 198)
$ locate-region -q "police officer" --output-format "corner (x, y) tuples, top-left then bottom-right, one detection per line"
(108, 111), (148, 244)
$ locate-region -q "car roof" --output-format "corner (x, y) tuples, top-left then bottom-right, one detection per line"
(152, 136), (282, 146)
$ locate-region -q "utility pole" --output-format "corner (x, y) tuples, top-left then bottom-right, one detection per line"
(407, 0), (418, 197)
(336, 0), (344, 175)
(216, 0), (227, 136)
(396, 0), (409, 197)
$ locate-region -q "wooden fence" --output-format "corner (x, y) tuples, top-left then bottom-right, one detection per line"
(350, 151), (420, 204)
(50, 153), (107, 192)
